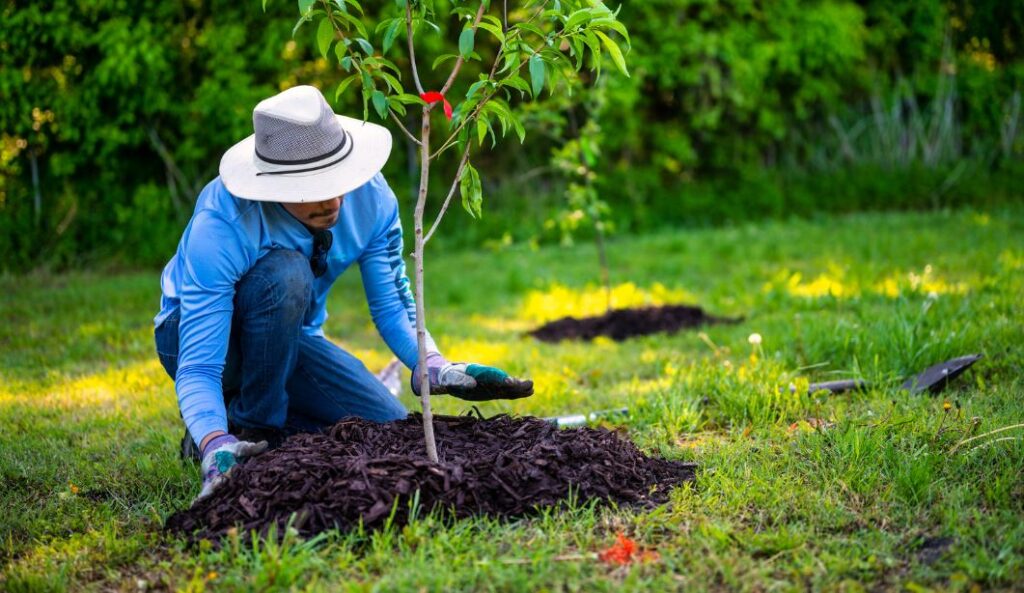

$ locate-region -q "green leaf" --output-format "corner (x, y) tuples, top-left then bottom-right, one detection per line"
(515, 22), (546, 39)
(393, 93), (427, 106)
(355, 37), (374, 54)
(591, 18), (630, 47)
(316, 18), (334, 59)
(485, 99), (513, 137)
(450, 96), (478, 127)
(511, 115), (525, 143)
(334, 75), (359, 102)
(458, 28), (475, 58)
(568, 36), (585, 70)
(337, 11), (369, 38)
(334, 40), (348, 63)
(460, 162), (482, 219)
(344, 0), (363, 15)
(581, 30), (602, 56)
(380, 71), (403, 94)
(263, 0), (270, 12)
(375, 57), (403, 76)
(432, 53), (458, 70)
(371, 90), (388, 119)
(593, 30), (628, 77)
(500, 75), (530, 96)
(382, 18), (402, 54)
(476, 118), (488, 146)
(465, 79), (489, 101)
(564, 8), (591, 31)
(477, 21), (505, 43)
(297, 0), (316, 14)
(528, 53), (545, 97)
(498, 49), (518, 74)
(292, 12), (312, 37)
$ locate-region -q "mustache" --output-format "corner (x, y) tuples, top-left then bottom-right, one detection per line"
(310, 209), (339, 219)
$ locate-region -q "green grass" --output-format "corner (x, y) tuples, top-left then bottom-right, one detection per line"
(2, 208), (1023, 591)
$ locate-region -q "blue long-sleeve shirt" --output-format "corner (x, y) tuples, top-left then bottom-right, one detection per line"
(154, 173), (438, 442)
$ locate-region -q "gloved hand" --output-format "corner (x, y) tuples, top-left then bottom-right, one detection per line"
(412, 353), (534, 401)
(195, 434), (268, 502)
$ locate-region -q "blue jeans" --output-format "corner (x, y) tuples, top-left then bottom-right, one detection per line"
(154, 249), (407, 444)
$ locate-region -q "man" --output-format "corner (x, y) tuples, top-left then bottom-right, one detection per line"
(154, 85), (532, 500)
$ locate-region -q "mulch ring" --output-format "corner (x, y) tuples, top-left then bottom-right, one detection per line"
(528, 304), (736, 343)
(165, 414), (696, 542)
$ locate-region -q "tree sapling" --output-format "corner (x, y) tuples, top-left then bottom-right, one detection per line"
(284, 0), (630, 461)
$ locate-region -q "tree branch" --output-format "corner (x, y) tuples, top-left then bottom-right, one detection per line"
(406, 1), (426, 95)
(389, 109), (423, 146)
(429, 1), (559, 159)
(424, 141), (472, 244)
(148, 125), (197, 202)
(440, 2), (488, 96)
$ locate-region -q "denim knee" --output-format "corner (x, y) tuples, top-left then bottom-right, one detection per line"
(236, 249), (313, 319)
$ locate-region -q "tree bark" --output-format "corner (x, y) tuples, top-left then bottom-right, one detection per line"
(413, 106), (439, 463)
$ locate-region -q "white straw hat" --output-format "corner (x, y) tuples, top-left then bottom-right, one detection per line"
(219, 85), (393, 203)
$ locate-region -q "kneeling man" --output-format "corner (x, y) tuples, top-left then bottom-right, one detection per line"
(153, 86), (532, 499)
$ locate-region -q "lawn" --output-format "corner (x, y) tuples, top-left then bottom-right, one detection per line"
(2, 208), (1023, 591)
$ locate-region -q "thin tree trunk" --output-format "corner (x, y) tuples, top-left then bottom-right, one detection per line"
(413, 106), (439, 463)
(30, 150), (41, 225)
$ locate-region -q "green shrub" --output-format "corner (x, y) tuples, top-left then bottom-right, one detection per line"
(2, 0), (1022, 270)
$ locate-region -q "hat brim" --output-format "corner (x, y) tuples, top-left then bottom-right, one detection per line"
(219, 115), (393, 203)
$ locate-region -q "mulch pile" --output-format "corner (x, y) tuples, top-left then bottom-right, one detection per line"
(529, 304), (733, 343)
(165, 414), (695, 542)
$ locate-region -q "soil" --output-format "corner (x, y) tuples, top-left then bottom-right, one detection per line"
(528, 304), (733, 343)
(165, 414), (696, 542)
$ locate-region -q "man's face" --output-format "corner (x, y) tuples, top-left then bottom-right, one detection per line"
(283, 195), (344, 230)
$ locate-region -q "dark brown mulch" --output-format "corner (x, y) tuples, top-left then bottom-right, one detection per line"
(528, 304), (734, 343)
(165, 414), (695, 542)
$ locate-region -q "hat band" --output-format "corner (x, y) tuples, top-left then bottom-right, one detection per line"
(255, 126), (349, 165)
(255, 131), (354, 177)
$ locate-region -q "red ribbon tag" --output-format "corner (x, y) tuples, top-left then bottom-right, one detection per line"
(420, 91), (453, 120)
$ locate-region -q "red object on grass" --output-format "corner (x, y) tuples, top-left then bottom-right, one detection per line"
(598, 533), (660, 566)
(419, 91), (453, 120)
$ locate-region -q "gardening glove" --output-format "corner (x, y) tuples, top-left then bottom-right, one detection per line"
(412, 353), (534, 401)
(195, 434), (268, 502)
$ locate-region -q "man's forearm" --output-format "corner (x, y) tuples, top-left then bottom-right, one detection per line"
(176, 364), (230, 447)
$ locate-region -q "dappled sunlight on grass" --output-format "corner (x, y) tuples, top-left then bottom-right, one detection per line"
(763, 263), (971, 300)
(781, 271), (854, 298)
(513, 367), (575, 406)
(873, 264), (970, 297)
(998, 248), (1024, 270)
(465, 313), (533, 334)
(1, 359), (169, 412)
(518, 282), (697, 323)
(435, 338), (512, 367)
(618, 374), (676, 397)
